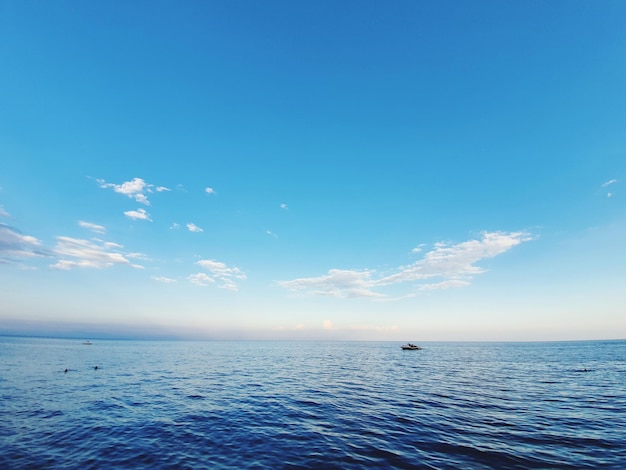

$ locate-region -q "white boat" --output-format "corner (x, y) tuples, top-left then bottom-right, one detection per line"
(82, 340), (92, 345)
(401, 343), (422, 350)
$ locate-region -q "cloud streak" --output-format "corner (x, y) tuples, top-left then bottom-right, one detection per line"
(0, 224), (49, 263)
(1, 222), (144, 271)
(279, 231), (532, 298)
(279, 268), (382, 298)
(152, 276), (177, 283)
(79, 221), (106, 234)
(50, 236), (144, 270)
(602, 179), (617, 198)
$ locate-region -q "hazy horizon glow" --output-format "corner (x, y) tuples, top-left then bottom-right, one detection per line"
(1, 1), (625, 341)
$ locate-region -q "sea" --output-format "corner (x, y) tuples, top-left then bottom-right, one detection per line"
(1, 337), (624, 469)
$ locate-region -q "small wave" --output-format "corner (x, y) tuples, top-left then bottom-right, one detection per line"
(2, 338), (625, 469)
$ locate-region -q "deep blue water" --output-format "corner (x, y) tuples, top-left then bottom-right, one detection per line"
(1, 337), (625, 469)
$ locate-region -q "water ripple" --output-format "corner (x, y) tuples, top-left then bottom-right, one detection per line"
(1, 338), (625, 468)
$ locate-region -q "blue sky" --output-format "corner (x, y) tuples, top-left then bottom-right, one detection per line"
(1, 1), (625, 340)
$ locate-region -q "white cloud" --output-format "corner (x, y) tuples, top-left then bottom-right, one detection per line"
(279, 231), (532, 298)
(124, 208), (152, 221)
(379, 231), (532, 285)
(0, 205), (9, 217)
(411, 244), (426, 254)
(0, 224), (48, 263)
(187, 223), (203, 232)
(50, 236), (143, 270)
(279, 268), (383, 298)
(280, 203), (288, 210)
(170, 223), (180, 230)
(193, 259), (247, 291)
(188, 272), (214, 286)
(266, 230), (278, 238)
(152, 276), (177, 283)
(78, 221), (106, 234)
(1, 221), (147, 270)
(96, 177), (168, 205)
(205, 187), (215, 195)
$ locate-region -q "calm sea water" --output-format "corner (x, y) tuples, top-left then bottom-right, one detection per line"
(1, 337), (625, 469)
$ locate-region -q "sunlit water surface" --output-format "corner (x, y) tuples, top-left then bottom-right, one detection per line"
(1, 338), (625, 469)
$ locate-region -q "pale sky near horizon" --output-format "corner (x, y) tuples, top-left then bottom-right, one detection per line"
(1, 1), (625, 341)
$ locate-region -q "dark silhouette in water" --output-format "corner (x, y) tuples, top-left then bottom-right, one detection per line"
(64, 369), (68, 373)
(94, 366), (98, 370)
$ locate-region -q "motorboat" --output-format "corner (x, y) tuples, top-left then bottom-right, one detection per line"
(401, 343), (422, 350)
(82, 340), (92, 345)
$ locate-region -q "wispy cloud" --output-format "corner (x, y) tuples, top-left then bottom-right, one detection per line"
(205, 187), (215, 195)
(191, 259), (247, 291)
(418, 279), (471, 291)
(124, 208), (152, 221)
(379, 231), (532, 285)
(127, 252), (150, 261)
(188, 272), (214, 286)
(280, 203), (288, 210)
(79, 220), (106, 234)
(266, 230), (278, 238)
(279, 231), (532, 298)
(602, 179), (617, 198)
(0, 224), (48, 264)
(187, 223), (203, 232)
(50, 236), (143, 270)
(96, 177), (167, 205)
(152, 276), (177, 283)
(279, 268), (383, 298)
(0, 205), (9, 218)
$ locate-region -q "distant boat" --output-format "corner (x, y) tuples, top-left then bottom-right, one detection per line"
(82, 340), (92, 345)
(401, 343), (422, 350)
